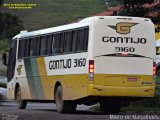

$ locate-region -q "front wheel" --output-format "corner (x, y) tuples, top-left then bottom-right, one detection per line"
(55, 85), (76, 113)
(16, 87), (27, 109)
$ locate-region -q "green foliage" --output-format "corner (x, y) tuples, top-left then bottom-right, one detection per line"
(0, 0), (24, 42)
(2, 0), (107, 31)
(105, 0), (123, 8)
(0, 69), (6, 76)
(151, 12), (160, 33)
(0, 13), (24, 39)
(0, 0), (3, 7)
(120, 0), (155, 17)
(119, 6), (148, 17)
(0, 39), (10, 50)
(123, 0), (154, 6)
(89, 103), (101, 112)
(121, 84), (160, 110)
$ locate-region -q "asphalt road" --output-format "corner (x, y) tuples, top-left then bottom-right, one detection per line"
(1, 102), (160, 120)
(0, 102), (108, 120)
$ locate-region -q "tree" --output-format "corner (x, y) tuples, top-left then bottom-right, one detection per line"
(119, 6), (148, 17)
(123, 0), (154, 7)
(0, 0), (4, 7)
(151, 12), (160, 33)
(0, 0), (24, 40)
(0, 13), (24, 39)
(120, 0), (154, 17)
(0, 0), (4, 13)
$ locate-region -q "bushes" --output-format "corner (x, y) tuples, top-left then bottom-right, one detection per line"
(0, 39), (10, 50)
(0, 13), (24, 40)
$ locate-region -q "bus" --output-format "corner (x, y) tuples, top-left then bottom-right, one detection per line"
(3, 16), (156, 113)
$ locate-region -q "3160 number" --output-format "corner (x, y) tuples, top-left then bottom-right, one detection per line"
(115, 47), (135, 52)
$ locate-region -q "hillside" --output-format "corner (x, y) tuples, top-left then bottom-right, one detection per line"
(1, 0), (109, 31)
(0, 0), (123, 75)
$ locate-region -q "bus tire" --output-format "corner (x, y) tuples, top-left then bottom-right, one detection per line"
(100, 99), (121, 114)
(16, 86), (27, 109)
(55, 85), (76, 113)
(55, 85), (68, 113)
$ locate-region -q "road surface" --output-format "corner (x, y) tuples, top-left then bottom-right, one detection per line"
(0, 102), (107, 120)
(1, 102), (160, 120)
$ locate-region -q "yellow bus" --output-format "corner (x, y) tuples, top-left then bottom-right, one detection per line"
(4, 16), (156, 113)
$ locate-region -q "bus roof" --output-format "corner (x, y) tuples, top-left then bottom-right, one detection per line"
(12, 16), (151, 40)
(13, 16), (96, 39)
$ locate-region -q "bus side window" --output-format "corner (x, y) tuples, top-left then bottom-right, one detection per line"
(36, 37), (41, 56)
(18, 39), (25, 58)
(53, 33), (61, 55)
(30, 37), (37, 57)
(59, 32), (64, 54)
(77, 29), (85, 52)
(71, 30), (77, 52)
(84, 28), (89, 51)
(24, 39), (30, 57)
(40, 35), (47, 56)
(51, 35), (56, 55)
(64, 31), (72, 53)
(47, 34), (53, 55)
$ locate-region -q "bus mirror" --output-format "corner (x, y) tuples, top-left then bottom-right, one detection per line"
(2, 53), (8, 66)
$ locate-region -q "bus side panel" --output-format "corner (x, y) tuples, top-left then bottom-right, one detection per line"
(44, 52), (89, 100)
(13, 59), (32, 100)
(51, 74), (89, 100)
(7, 80), (16, 99)
(12, 53), (89, 100)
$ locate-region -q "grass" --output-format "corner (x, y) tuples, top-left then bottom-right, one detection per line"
(0, 69), (6, 76)
(90, 105), (160, 113)
(121, 105), (160, 112)
(105, 0), (123, 7)
(0, 0), (123, 50)
(0, 40), (10, 51)
(90, 101), (160, 113)
(2, 0), (108, 31)
(89, 103), (101, 112)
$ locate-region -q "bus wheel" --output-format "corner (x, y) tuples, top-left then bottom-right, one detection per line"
(100, 99), (121, 114)
(16, 87), (27, 109)
(55, 85), (76, 113)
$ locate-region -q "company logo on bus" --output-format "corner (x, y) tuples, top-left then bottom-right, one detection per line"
(108, 22), (138, 34)
(17, 65), (23, 75)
